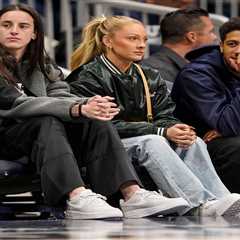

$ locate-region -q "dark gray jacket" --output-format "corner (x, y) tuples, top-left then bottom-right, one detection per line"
(142, 45), (187, 90)
(0, 60), (87, 129)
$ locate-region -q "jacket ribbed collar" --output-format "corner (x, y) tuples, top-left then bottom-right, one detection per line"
(100, 54), (134, 76)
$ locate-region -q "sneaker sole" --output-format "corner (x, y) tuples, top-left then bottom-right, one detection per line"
(65, 210), (123, 220)
(221, 199), (240, 216)
(122, 202), (189, 218)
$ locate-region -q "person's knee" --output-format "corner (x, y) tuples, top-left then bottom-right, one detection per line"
(223, 138), (240, 159)
(90, 119), (116, 137)
(139, 135), (171, 152)
(194, 137), (207, 147)
(207, 136), (240, 166)
(136, 135), (174, 165)
(144, 134), (169, 145)
(35, 115), (62, 126)
(210, 136), (240, 153)
(30, 116), (64, 134)
(227, 138), (240, 151)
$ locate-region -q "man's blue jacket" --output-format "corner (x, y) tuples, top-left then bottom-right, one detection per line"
(171, 45), (240, 137)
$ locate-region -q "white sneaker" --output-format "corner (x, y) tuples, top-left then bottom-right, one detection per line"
(200, 193), (240, 216)
(65, 189), (123, 219)
(119, 189), (190, 218)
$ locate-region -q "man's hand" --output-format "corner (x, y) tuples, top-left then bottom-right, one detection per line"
(228, 56), (240, 72)
(81, 95), (120, 120)
(166, 123), (197, 149)
(203, 129), (221, 143)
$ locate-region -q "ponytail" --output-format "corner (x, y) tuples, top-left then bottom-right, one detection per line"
(71, 16), (107, 70)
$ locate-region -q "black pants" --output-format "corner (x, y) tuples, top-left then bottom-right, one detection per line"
(207, 136), (240, 193)
(0, 116), (140, 205)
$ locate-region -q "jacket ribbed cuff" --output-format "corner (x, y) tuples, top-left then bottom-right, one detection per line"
(157, 127), (168, 138)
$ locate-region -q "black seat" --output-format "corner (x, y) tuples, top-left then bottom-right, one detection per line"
(0, 157), (64, 219)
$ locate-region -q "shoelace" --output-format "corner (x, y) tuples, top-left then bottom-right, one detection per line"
(81, 192), (107, 201)
(139, 190), (160, 199)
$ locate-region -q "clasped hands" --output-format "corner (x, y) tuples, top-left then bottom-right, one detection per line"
(81, 95), (120, 121)
(166, 124), (197, 149)
(166, 124), (222, 148)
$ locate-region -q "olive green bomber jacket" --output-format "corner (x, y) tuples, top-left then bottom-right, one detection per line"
(66, 56), (180, 139)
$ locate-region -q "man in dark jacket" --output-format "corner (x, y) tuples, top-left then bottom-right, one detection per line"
(171, 17), (240, 193)
(142, 7), (217, 90)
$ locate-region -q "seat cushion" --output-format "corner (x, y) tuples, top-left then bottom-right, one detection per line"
(0, 159), (40, 194)
(0, 158), (30, 178)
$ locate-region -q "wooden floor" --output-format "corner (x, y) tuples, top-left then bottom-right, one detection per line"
(1, 216), (240, 239)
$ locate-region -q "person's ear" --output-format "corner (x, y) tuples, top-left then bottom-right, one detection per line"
(102, 35), (112, 49)
(32, 32), (36, 40)
(185, 31), (197, 43)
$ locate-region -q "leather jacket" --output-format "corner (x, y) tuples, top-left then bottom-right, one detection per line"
(66, 56), (179, 138)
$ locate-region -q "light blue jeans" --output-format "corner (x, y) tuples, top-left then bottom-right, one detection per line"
(122, 135), (230, 210)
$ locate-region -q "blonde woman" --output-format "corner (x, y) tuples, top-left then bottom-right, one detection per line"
(67, 15), (240, 217)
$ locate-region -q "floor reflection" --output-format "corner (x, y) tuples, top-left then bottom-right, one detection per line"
(1, 216), (240, 239)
